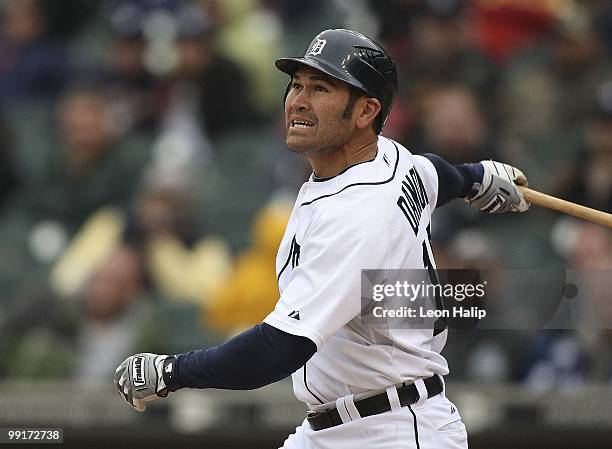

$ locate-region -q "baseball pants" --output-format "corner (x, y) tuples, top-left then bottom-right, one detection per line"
(280, 390), (468, 449)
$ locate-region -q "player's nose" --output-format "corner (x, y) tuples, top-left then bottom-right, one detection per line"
(288, 89), (311, 111)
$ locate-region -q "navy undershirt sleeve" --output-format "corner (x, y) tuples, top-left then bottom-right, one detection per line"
(423, 153), (483, 207)
(166, 323), (316, 390)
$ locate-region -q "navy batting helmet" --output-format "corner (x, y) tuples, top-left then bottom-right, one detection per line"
(275, 29), (398, 134)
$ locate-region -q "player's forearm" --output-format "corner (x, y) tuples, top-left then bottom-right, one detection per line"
(423, 153), (484, 207)
(163, 323), (317, 391)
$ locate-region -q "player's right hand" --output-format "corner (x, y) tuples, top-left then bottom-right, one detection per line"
(467, 160), (529, 213)
(114, 353), (174, 412)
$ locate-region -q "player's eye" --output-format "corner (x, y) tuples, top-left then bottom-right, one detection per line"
(291, 82), (302, 90)
(314, 84), (329, 92)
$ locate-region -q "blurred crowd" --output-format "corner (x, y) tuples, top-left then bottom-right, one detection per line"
(0, 0), (610, 391)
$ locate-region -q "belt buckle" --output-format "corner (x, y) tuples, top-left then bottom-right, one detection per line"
(307, 410), (321, 419)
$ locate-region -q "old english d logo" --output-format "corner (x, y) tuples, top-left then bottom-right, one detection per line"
(309, 38), (327, 56)
(132, 356), (146, 388)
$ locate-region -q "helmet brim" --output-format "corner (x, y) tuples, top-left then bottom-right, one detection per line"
(275, 57), (368, 94)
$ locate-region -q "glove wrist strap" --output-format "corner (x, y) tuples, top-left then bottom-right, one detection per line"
(456, 163), (484, 199)
(162, 356), (183, 392)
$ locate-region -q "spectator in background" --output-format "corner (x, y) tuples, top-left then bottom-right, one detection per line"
(0, 0), (72, 102)
(72, 244), (158, 388)
(521, 222), (612, 392)
(50, 165), (232, 307)
(124, 167), (232, 305)
(564, 80), (612, 211)
(17, 87), (151, 237)
(102, 2), (170, 134)
(208, 0), (284, 116)
(405, 83), (493, 243)
(374, 0), (498, 141)
(403, 0), (497, 95)
(498, 2), (611, 184)
(416, 83), (493, 164)
(145, 2), (264, 198)
(172, 3), (260, 140)
(0, 245), (158, 384)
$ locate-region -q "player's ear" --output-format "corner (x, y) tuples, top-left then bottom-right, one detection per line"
(355, 97), (381, 130)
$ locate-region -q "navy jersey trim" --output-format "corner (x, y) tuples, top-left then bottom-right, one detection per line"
(300, 143), (400, 207)
(408, 404), (421, 449)
(303, 363), (324, 404)
(312, 152), (378, 182)
(277, 235), (296, 281)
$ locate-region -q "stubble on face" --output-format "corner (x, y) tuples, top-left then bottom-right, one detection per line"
(286, 109), (353, 156)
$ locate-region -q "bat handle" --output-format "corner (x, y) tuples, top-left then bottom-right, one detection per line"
(519, 186), (612, 228)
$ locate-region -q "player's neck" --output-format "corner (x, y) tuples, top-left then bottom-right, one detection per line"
(309, 134), (378, 179)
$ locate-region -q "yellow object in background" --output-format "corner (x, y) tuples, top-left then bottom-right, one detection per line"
(207, 202), (291, 335)
(50, 207), (125, 298)
(147, 234), (232, 305)
(50, 206), (232, 305)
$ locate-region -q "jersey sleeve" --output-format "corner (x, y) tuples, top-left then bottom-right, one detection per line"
(413, 155), (439, 211)
(264, 201), (387, 350)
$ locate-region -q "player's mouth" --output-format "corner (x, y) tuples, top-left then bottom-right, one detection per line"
(290, 119), (316, 129)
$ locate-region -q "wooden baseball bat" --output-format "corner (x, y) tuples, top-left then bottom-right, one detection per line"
(519, 186), (612, 228)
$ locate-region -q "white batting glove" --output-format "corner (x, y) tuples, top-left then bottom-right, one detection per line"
(114, 353), (173, 412)
(468, 160), (529, 213)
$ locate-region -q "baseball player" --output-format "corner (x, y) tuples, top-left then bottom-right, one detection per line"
(114, 29), (529, 448)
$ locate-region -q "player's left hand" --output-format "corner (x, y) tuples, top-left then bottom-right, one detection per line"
(467, 160), (529, 213)
(114, 353), (173, 412)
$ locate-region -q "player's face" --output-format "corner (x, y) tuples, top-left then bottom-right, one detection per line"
(284, 68), (356, 154)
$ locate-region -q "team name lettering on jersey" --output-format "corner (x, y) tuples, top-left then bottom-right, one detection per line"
(397, 166), (429, 235)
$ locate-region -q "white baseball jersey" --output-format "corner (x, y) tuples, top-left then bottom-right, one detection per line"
(264, 136), (449, 407)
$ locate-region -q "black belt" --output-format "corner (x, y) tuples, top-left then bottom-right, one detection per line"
(307, 375), (443, 431)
